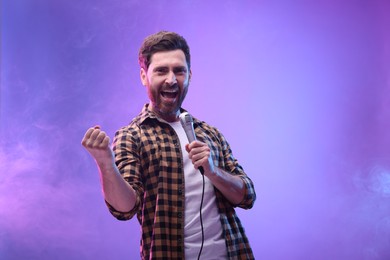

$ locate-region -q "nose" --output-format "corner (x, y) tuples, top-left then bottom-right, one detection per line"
(165, 71), (177, 86)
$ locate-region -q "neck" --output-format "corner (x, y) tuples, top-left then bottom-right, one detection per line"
(149, 103), (180, 123)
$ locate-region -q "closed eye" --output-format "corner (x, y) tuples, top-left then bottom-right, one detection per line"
(174, 67), (187, 74)
(154, 67), (168, 75)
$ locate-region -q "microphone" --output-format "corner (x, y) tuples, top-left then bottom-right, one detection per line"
(179, 112), (204, 174)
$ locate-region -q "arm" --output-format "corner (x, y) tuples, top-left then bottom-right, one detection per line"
(81, 126), (137, 212)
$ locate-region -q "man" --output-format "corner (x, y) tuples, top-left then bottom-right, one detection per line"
(82, 31), (256, 259)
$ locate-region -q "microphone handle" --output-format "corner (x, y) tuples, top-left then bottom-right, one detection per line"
(183, 127), (204, 175)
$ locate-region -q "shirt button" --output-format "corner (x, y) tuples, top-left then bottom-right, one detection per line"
(178, 189), (182, 194)
(177, 212), (182, 218)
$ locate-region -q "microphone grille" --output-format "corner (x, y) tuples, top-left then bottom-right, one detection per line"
(179, 112), (193, 126)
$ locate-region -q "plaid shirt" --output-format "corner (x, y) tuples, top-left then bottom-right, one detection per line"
(106, 104), (256, 260)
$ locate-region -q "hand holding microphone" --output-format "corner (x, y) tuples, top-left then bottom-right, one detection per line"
(180, 112), (210, 174)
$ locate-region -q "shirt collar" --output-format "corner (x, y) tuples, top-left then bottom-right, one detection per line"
(138, 104), (191, 125)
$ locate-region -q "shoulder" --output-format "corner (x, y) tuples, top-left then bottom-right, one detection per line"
(193, 117), (228, 144)
(113, 115), (144, 144)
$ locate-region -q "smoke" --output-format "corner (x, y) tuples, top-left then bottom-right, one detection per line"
(0, 123), (103, 258)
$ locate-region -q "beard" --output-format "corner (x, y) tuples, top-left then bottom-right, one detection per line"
(148, 86), (188, 121)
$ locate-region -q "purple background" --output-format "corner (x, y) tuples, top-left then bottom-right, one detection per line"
(1, 0), (390, 259)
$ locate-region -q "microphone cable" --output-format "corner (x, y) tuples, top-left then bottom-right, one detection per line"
(197, 173), (205, 260)
(178, 112), (206, 259)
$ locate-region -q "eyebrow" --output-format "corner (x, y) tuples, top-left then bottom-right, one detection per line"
(153, 65), (187, 72)
(153, 66), (167, 71)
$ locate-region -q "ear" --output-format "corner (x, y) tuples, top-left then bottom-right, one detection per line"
(140, 68), (147, 86)
(189, 69), (192, 82)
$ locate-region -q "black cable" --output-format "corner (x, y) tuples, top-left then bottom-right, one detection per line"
(197, 174), (205, 260)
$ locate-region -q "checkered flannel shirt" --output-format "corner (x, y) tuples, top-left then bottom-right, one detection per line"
(106, 104), (256, 260)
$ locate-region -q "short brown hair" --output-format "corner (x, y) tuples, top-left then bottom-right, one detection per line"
(138, 31), (191, 70)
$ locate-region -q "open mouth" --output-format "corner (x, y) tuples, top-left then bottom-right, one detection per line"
(161, 91), (178, 99)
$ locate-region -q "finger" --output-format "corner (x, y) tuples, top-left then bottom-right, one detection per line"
(81, 127), (96, 146)
(187, 141), (196, 150)
(189, 144), (209, 157)
(101, 136), (110, 148)
(189, 140), (207, 150)
(191, 150), (208, 164)
(193, 156), (208, 171)
(89, 128), (101, 140)
(94, 132), (110, 149)
(95, 131), (107, 143)
(84, 127), (95, 139)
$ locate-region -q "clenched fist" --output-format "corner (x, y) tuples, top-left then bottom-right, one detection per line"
(81, 126), (114, 168)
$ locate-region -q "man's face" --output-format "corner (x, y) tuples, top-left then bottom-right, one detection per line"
(140, 49), (191, 122)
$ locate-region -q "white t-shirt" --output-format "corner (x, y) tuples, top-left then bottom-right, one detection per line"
(169, 121), (227, 259)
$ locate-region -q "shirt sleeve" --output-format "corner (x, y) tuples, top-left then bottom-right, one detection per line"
(217, 128), (256, 209)
(105, 200), (138, 221)
(105, 126), (144, 221)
